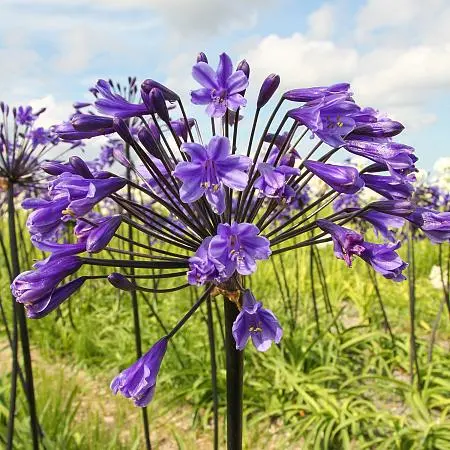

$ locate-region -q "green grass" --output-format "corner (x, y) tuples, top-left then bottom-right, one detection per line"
(1, 221), (449, 449)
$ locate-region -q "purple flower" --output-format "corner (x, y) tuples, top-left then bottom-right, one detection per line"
(359, 241), (407, 281)
(191, 53), (249, 117)
(31, 235), (87, 256)
(407, 208), (450, 243)
(99, 139), (122, 168)
(209, 223), (271, 276)
(316, 219), (365, 267)
(141, 79), (178, 103)
(232, 290), (282, 351)
(187, 237), (224, 285)
(288, 94), (359, 147)
(29, 127), (51, 148)
(25, 277), (86, 319)
(304, 160), (364, 194)
(111, 336), (168, 407)
(345, 140), (416, 176)
(85, 215), (122, 252)
(41, 161), (76, 176)
(71, 113), (114, 132)
(254, 163), (298, 202)
(360, 210), (404, 242)
(283, 83), (351, 102)
(49, 173), (126, 218)
(94, 79), (149, 118)
(361, 174), (414, 200)
(11, 256), (83, 304)
(317, 219), (407, 280)
(173, 136), (251, 214)
(26, 197), (70, 238)
(55, 120), (115, 141)
(16, 106), (37, 125)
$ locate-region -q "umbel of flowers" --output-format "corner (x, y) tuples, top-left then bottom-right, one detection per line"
(1, 104), (79, 448)
(12, 52), (450, 448)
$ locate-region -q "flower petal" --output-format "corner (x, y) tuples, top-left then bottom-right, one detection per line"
(227, 70), (249, 95)
(216, 53), (233, 87)
(192, 62), (219, 89)
(207, 136), (230, 160)
(191, 88), (212, 105)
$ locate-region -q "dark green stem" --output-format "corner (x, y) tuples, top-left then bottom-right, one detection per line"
(7, 182), (40, 449)
(126, 144), (152, 450)
(224, 297), (243, 450)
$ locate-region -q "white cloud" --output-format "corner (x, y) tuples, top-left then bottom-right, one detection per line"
(307, 4), (336, 40)
(355, 0), (421, 39)
(240, 4), (450, 131)
(29, 95), (73, 128)
(243, 33), (358, 89)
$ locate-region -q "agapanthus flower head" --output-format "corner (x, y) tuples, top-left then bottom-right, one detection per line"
(232, 290), (282, 351)
(16, 105), (38, 125)
(111, 336), (168, 407)
(0, 103), (69, 201)
(15, 51), (434, 414)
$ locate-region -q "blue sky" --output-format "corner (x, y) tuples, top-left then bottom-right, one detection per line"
(1, 0), (449, 169)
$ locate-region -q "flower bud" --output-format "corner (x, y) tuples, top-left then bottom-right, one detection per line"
(257, 74), (280, 109)
(197, 52), (208, 63)
(73, 102), (91, 109)
(369, 200), (414, 217)
(86, 216), (121, 253)
(94, 171), (114, 179)
(113, 117), (134, 146)
(304, 160), (364, 194)
(108, 273), (136, 291)
(113, 148), (131, 168)
(149, 88), (170, 123)
(138, 125), (161, 158)
(236, 59), (250, 78)
(41, 161), (75, 176)
(69, 156), (94, 178)
(72, 114), (113, 132)
(141, 79), (179, 102)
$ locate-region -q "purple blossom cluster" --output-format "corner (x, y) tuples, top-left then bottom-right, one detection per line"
(10, 51), (449, 410)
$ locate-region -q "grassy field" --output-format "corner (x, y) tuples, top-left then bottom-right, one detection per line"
(1, 224), (449, 449)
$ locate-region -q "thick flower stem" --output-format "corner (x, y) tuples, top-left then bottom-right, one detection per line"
(224, 297), (243, 450)
(126, 145), (152, 450)
(7, 182), (40, 450)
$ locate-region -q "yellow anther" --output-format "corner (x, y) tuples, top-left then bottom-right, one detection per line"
(62, 208), (76, 217)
